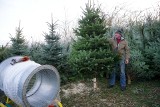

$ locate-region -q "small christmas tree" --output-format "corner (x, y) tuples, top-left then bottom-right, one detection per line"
(42, 18), (62, 67)
(0, 45), (9, 62)
(10, 23), (29, 56)
(29, 42), (44, 64)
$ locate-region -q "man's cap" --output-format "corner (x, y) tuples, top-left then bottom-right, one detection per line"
(115, 29), (123, 36)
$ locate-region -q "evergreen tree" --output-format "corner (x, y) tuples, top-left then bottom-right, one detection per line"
(0, 44), (10, 62)
(144, 38), (160, 78)
(42, 18), (62, 67)
(124, 23), (150, 79)
(29, 42), (44, 64)
(125, 15), (160, 79)
(9, 23), (29, 56)
(144, 18), (160, 78)
(69, 4), (119, 79)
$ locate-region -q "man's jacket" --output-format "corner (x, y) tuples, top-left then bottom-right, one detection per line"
(109, 37), (130, 60)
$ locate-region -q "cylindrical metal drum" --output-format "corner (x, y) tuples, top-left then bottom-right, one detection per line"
(0, 56), (60, 107)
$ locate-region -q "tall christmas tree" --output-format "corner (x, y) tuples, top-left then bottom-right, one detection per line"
(69, 4), (119, 79)
(42, 18), (62, 67)
(10, 23), (29, 56)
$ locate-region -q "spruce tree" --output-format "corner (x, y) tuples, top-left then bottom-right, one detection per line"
(0, 45), (10, 62)
(144, 38), (160, 78)
(69, 4), (119, 79)
(29, 42), (44, 64)
(125, 17), (160, 79)
(10, 23), (29, 56)
(42, 18), (62, 67)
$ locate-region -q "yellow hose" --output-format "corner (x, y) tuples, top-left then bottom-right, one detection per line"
(55, 99), (63, 107)
(6, 97), (11, 104)
(0, 103), (6, 107)
(57, 101), (63, 107)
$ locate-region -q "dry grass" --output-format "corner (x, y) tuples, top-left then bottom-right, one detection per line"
(60, 78), (160, 107)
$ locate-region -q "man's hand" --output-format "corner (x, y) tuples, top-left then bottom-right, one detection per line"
(125, 59), (129, 64)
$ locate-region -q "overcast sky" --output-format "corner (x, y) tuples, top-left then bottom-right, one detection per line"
(0, 0), (159, 46)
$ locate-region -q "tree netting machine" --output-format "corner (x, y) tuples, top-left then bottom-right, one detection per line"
(0, 56), (62, 107)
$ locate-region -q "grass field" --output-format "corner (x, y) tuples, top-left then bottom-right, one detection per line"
(60, 79), (160, 107)
(0, 79), (159, 107)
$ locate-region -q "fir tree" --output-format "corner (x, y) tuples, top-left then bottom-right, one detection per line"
(9, 23), (29, 56)
(42, 18), (62, 67)
(69, 4), (119, 79)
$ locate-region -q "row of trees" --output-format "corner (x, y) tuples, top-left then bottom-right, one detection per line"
(125, 16), (160, 79)
(0, 3), (160, 83)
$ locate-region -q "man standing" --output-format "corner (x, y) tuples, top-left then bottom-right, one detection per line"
(108, 29), (130, 91)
